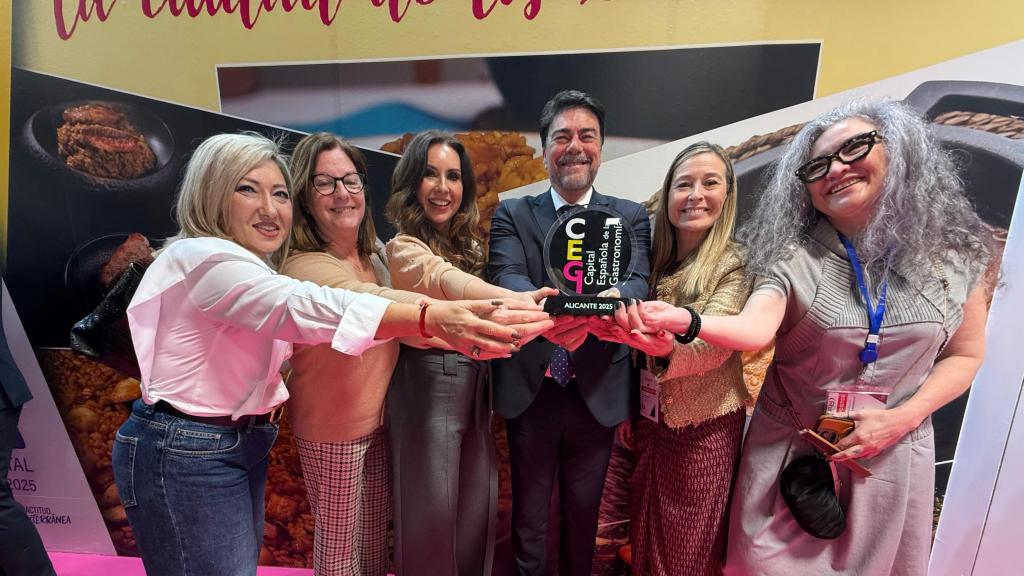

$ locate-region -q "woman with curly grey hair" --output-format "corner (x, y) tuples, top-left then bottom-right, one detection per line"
(628, 99), (992, 574)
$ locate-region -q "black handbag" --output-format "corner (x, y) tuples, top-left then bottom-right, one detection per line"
(779, 454), (846, 539)
(69, 261), (147, 379)
(769, 364), (860, 540)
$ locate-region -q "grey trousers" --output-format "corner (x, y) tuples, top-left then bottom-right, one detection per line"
(386, 347), (497, 576)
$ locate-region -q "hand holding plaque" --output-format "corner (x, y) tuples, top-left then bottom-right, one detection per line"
(543, 206), (637, 315)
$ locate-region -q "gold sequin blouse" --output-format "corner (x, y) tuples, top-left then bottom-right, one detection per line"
(650, 245), (753, 428)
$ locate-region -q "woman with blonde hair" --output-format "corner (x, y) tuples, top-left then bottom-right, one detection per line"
(593, 141), (751, 575)
(384, 130), (553, 576)
(111, 132), (548, 576)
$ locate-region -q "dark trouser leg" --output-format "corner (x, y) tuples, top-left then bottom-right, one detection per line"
(506, 381), (563, 576)
(455, 363), (497, 576)
(0, 406), (55, 576)
(388, 349), (488, 576)
(388, 351), (458, 576)
(556, 385), (614, 576)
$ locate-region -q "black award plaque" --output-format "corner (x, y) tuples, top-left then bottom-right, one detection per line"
(542, 205), (637, 315)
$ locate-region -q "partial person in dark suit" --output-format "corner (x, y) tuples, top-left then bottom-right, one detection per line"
(488, 90), (651, 576)
(0, 283), (57, 576)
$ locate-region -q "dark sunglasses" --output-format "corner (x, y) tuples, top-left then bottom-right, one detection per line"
(795, 131), (882, 183)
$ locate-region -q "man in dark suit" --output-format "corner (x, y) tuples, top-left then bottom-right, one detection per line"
(0, 287), (56, 576)
(489, 90), (650, 576)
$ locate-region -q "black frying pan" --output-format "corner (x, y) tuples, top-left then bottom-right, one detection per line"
(22, 99), (177, 192)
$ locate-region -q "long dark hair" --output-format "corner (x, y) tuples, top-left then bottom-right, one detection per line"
(385, 130), (486, 275)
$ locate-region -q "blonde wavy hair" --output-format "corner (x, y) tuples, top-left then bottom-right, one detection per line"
(166, 132), (292, 266)
(650, 141), (739, 301)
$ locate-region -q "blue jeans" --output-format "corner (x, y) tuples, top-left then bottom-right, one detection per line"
(112, 399), (278, 576)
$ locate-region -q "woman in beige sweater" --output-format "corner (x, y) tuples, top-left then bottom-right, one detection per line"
(384, 130), (551, 576)
(593, 142), (751, 575)
(280, 133), (550, 575)
(279, 133), (419, 576)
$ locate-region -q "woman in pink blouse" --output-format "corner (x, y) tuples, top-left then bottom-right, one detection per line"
(111, 132), (549, 576)
(384, 130), (553, 576)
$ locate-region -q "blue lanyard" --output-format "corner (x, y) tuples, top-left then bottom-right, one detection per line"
(838, 234), (888, 365)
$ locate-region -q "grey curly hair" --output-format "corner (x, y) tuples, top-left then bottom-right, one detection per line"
(739, 99), (989, 282)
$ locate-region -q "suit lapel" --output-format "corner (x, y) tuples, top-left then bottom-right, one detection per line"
(590, 189), (611, 207)
(530, 191), (557, 239)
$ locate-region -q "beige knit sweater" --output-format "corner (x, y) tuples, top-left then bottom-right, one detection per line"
(280, 250), (423, 443)
(386, 234), (479, 299)
(650, 245), (753, 428)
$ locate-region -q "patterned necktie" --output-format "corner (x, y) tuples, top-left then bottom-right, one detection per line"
(550, 203), (575, 386)
(550, 345), (573, 386)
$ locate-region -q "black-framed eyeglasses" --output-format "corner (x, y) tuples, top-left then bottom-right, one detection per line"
(795, 131), (882, 183)
(312, 172), (365, 195)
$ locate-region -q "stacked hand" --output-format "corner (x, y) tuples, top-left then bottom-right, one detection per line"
(588, 298), (673, 357)
(634, 300), (692, 334)
(541, 287), (621, 351)
(536, 290), (691, 357)
(545, 316), (590, 351)
(482, 299), (554, 347)
(504, 286), (559, 306)
(526, 286), (560, 305)
(427, 299), (553, 360)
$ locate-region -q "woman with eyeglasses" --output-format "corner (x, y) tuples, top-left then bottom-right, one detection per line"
(279, 132), (440, 575)
(622, 100), (993, 574)
(112, 132), (550, 576)
(383, 130), (554, 576)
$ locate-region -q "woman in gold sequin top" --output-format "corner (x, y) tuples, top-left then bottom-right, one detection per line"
(592, 141), (750, 575)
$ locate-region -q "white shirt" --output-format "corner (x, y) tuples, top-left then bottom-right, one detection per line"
(127, 237), (391, 419)
(550, 187), (594, 212)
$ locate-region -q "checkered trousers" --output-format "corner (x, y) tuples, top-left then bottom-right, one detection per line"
(295, 428), (391, 576)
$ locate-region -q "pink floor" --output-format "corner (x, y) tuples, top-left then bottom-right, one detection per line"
(49, 552), (314, 575)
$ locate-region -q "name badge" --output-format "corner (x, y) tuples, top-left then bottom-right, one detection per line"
(825, 389), (889, 417)
(640, 369), (660, 423)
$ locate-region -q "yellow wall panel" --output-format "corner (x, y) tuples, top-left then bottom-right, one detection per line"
(14, 1), (1022, 111)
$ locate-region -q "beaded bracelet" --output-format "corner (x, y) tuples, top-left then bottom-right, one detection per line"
(418, 302), (432, 338)
(674, 305), (702, 344)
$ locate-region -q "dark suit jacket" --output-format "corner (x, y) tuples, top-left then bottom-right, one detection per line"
(0, 286), (33, 410)
(488, 190), (651, 427)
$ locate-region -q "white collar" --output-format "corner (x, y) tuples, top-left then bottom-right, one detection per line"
(550, 187), (594, 211)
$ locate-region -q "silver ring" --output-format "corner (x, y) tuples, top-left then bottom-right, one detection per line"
(471, 346), (482, 358)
